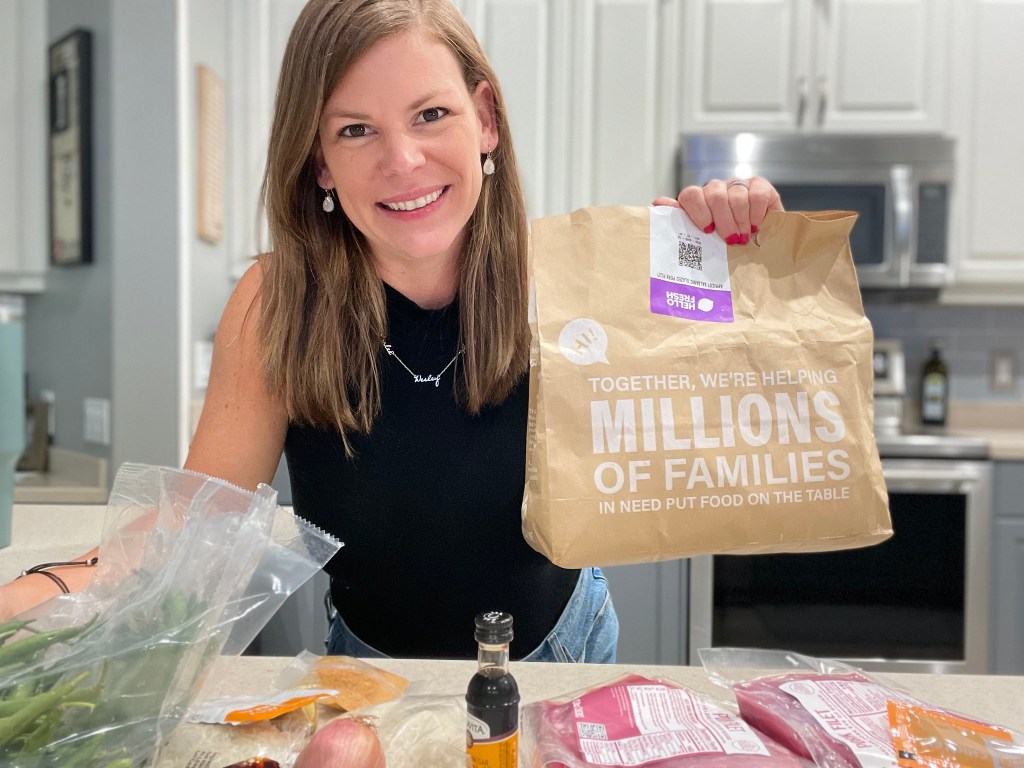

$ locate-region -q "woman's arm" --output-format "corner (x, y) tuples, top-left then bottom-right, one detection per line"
(184, 260), (289, 491)
(0, 263), (288, 620)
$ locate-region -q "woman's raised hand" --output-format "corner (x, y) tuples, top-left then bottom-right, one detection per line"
(654, 176), (784, 245)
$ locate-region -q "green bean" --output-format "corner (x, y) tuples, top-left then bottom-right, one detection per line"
(0, 691), (35, 718)
(51, 733), (103, 768)
(0, 619), (34, 645)
(0, 671), (90, 745)
(21, 709), (60, 753)
(0, 614), (98, 668)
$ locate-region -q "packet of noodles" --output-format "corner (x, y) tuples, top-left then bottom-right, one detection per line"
(888, 701), (1024, 768)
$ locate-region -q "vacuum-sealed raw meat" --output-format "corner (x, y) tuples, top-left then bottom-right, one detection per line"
(700, 648), (1019, 768)
(521, 674), (811, 767)
(732, 670), (918, 768)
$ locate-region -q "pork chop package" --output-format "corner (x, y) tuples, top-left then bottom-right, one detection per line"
(523, 206), (891, 567)
(520, 673), (813, 767)
(699, 648), (1021, 768)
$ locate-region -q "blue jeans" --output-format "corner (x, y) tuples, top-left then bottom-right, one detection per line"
(324, 567), (619, 663)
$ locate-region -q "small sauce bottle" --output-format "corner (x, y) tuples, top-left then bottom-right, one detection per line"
(466, 611), (519, 768)
(920, 339), (949, 426)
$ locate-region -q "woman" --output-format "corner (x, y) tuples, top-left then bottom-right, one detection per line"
(3, 0), (782, 658)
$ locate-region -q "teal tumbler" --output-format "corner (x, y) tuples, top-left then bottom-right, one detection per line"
(0, 314), (25, 549)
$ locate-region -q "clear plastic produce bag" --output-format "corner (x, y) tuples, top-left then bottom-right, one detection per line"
(0, 463), (342, 768)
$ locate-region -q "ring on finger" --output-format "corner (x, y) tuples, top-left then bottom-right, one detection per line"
(726, 177), (750, 190)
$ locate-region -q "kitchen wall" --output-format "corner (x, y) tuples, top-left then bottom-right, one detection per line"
(24, 0), (113, 462)
(22, 0), (243, 478)
(865, 302), (1024, 406)
(106, 0), (181, 473)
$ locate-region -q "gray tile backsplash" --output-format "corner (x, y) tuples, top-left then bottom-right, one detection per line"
(865, 303), (1024, 402)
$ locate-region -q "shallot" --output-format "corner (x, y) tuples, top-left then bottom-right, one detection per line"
(293, 717), (386, 768)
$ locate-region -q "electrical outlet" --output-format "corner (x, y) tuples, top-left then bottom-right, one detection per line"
(83, 397), (111, 446)
(990, 350), (1016, 393)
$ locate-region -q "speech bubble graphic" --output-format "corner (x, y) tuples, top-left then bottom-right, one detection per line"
(558, 318), (609, 365)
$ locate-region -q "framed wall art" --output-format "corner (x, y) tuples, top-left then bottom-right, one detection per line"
(17, 401), (50, 473)
(49, 29), (93, 266)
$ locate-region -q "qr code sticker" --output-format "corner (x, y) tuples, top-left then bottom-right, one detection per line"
(577, 722), (608, 740)
(677, 235), (703, 270)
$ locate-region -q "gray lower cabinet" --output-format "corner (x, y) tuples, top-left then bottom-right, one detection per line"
(602, 560), (689, 665)
(991, 462), (1024, 674)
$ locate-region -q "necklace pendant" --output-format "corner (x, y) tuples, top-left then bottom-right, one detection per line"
(382, 339), (462, 386)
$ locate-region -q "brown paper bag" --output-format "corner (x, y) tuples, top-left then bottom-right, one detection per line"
(523, 206), (891, 568)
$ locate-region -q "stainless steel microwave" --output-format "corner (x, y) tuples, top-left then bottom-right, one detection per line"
(678, 134), (955, 290)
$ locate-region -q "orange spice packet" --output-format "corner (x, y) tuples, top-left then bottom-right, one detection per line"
(888, 700), (1023, 768)
(304, 655), (409, 712)
(188, 689), (337, 725)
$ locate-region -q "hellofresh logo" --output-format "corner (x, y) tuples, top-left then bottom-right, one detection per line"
(559, 318), (609, 366)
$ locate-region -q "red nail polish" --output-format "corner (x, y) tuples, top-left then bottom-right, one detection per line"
(738, 234), (750, 245)
(703, 223), (716, 234)
(751, 225), (759, 233)
(725, 234), (742, 245)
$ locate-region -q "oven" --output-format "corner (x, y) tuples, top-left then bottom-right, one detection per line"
(687, 429), (993, 674)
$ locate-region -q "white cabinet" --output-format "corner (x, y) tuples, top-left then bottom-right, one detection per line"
(459, 0), (572, 217)
(225, 0), (308, 278)
(943, 0), (1024, 302)
(465, 0), (679, 215)
(0, 0), (47, 292)
(680, 0), (950, 133)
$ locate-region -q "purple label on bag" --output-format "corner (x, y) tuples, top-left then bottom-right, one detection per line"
(649, 206), (733, 324)
(650, 278), (734, 322)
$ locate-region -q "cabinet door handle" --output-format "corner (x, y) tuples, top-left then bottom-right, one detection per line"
(796, 76), (808, 127)
(817, 75), (828, 127)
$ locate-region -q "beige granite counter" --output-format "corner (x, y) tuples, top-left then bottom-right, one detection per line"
(13, 447), (109, 504)
(947, 401), (1024, 460)
(949, 428), (1024, 461)
(881, 401), (1024, 461)
(217, 657), (1022, 729)
(160, 655), (1024, 755)
(0, 504), (105, 580)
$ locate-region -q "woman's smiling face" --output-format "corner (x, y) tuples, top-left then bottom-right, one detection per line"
(315, 28), (497, 274)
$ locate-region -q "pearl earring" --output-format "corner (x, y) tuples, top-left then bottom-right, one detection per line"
(483, 152), (496, 176)
(322, 188), (335, 213)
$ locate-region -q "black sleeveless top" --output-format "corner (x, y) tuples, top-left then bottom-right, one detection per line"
(285, 283), (580, 659)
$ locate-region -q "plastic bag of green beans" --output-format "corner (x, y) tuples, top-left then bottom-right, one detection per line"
(0, 463), (341, 768)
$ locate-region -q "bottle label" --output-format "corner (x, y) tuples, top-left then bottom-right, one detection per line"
(466, 728), (518, 768)
(922, 373), (947, 421)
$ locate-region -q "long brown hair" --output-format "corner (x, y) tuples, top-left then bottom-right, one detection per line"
(259, 0), (529, 449)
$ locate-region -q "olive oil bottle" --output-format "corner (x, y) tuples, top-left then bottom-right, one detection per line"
(920, 339), (949, 426)
(466, 611), (519, 768)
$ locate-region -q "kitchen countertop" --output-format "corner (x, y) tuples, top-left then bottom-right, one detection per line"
(155, 654), (1024, 763)
(948, 401), (1024, 461)
(13, 447), (109, 504)
(947, 427), (1024, 461)
(204, 656), (1023, 730)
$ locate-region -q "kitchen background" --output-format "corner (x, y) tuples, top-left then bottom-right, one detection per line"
(2, 0), (1023, 669)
